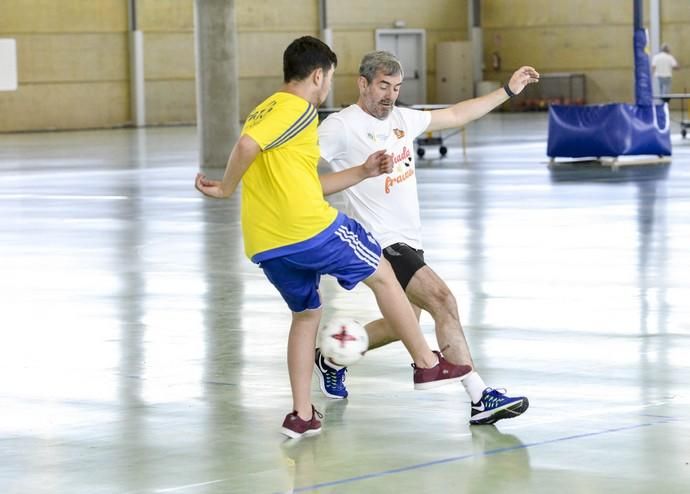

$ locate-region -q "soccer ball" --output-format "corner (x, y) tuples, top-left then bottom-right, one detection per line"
(318, 318), (369, 366)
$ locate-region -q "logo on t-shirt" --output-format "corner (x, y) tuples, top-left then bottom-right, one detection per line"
(367, 132), (389, 142)
(384, 146), (415, 193)
(392, 146), (411, 166)
(245, 99), (277, 127)
(393, 128), (405, 139)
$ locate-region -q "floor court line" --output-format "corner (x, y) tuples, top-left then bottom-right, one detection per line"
(128, 397), (681, 493)
(281, 417), (673, 494)
(153, 479), (228, 493)
(497, 397), (676, 432)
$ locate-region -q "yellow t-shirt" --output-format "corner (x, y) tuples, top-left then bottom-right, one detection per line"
(241, 91), (338, 261)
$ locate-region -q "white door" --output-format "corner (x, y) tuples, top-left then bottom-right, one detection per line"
(375, 29), (426, 105)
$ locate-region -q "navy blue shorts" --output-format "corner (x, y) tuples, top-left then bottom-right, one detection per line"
(259, 214), (381, 312)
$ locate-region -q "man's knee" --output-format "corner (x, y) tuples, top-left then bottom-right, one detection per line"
(423, 282), (457, 316)
(292, 307), (322, 324)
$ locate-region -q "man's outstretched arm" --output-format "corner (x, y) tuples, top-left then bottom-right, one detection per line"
(426, 66), (540, 133)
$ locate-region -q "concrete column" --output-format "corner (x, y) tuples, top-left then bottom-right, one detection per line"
(468, 0), (483, 96)
(649, 0), (660, 55)
(319, 0), (334, 107)
(649, 0), (661, 99)
(128, 0), (145, 127)
(194, 0), (240, 169)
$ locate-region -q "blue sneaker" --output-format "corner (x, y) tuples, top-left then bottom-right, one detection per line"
(470, 388), (529, 425)
(314, 348), (348, 399)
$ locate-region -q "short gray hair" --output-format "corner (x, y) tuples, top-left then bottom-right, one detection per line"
(359, 51), (404, 83)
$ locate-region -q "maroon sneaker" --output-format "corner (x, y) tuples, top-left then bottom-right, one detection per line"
(412, 351), (472, 390)
(281, 406), (323, 439)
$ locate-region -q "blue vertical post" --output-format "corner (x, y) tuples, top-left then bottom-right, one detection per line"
(633, 0), (652, 106)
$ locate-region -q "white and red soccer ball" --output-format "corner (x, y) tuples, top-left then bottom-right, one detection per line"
(318, 318), (368, 366)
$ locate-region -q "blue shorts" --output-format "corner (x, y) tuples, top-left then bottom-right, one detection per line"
(259, 214), (381, 312)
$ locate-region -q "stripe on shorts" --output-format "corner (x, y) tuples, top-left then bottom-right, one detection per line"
(334, 226), (379, 269)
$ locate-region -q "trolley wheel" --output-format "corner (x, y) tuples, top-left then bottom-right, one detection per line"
(417, 147), (425, 158)
(682, 128), (687, 139)
(439, 146), (448, 156)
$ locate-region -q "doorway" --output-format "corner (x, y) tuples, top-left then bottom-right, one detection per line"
(375, 29), (426, 105)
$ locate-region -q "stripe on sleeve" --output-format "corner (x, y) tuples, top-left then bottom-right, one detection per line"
(264, 104), (317, 150)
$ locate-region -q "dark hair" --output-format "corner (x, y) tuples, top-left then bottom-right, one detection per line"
(283, 36), (337, 83)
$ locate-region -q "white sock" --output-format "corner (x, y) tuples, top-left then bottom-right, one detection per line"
(462, 371), (487, 403)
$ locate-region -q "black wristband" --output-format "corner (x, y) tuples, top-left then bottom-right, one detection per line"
(503, 83), (516, 98)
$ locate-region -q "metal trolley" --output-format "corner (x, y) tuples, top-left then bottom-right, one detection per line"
(657, 93), (690, 139)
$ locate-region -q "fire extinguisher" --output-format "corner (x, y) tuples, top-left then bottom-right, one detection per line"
(491, 51), (501, 71)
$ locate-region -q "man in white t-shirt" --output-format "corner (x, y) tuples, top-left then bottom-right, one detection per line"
(652, 44), (679, 97)
(315, 50), (539, 425)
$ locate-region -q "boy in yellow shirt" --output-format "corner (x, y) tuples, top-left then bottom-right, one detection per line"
(195, 36), (470, 438)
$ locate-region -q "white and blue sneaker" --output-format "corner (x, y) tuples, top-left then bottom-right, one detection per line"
(469, 388), (529, 425)
(314, 348), (348, 399)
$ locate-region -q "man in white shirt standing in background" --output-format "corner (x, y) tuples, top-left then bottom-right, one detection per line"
(652, 43), (679, 98)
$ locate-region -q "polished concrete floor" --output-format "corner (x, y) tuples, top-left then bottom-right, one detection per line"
(1, 114), (689, 494)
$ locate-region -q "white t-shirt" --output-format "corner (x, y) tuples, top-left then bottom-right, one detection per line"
(319, 104), (431, 249)
(652, 52), (678, 78)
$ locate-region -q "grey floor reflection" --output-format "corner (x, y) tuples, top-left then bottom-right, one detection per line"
(1, 116), (689, 494)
